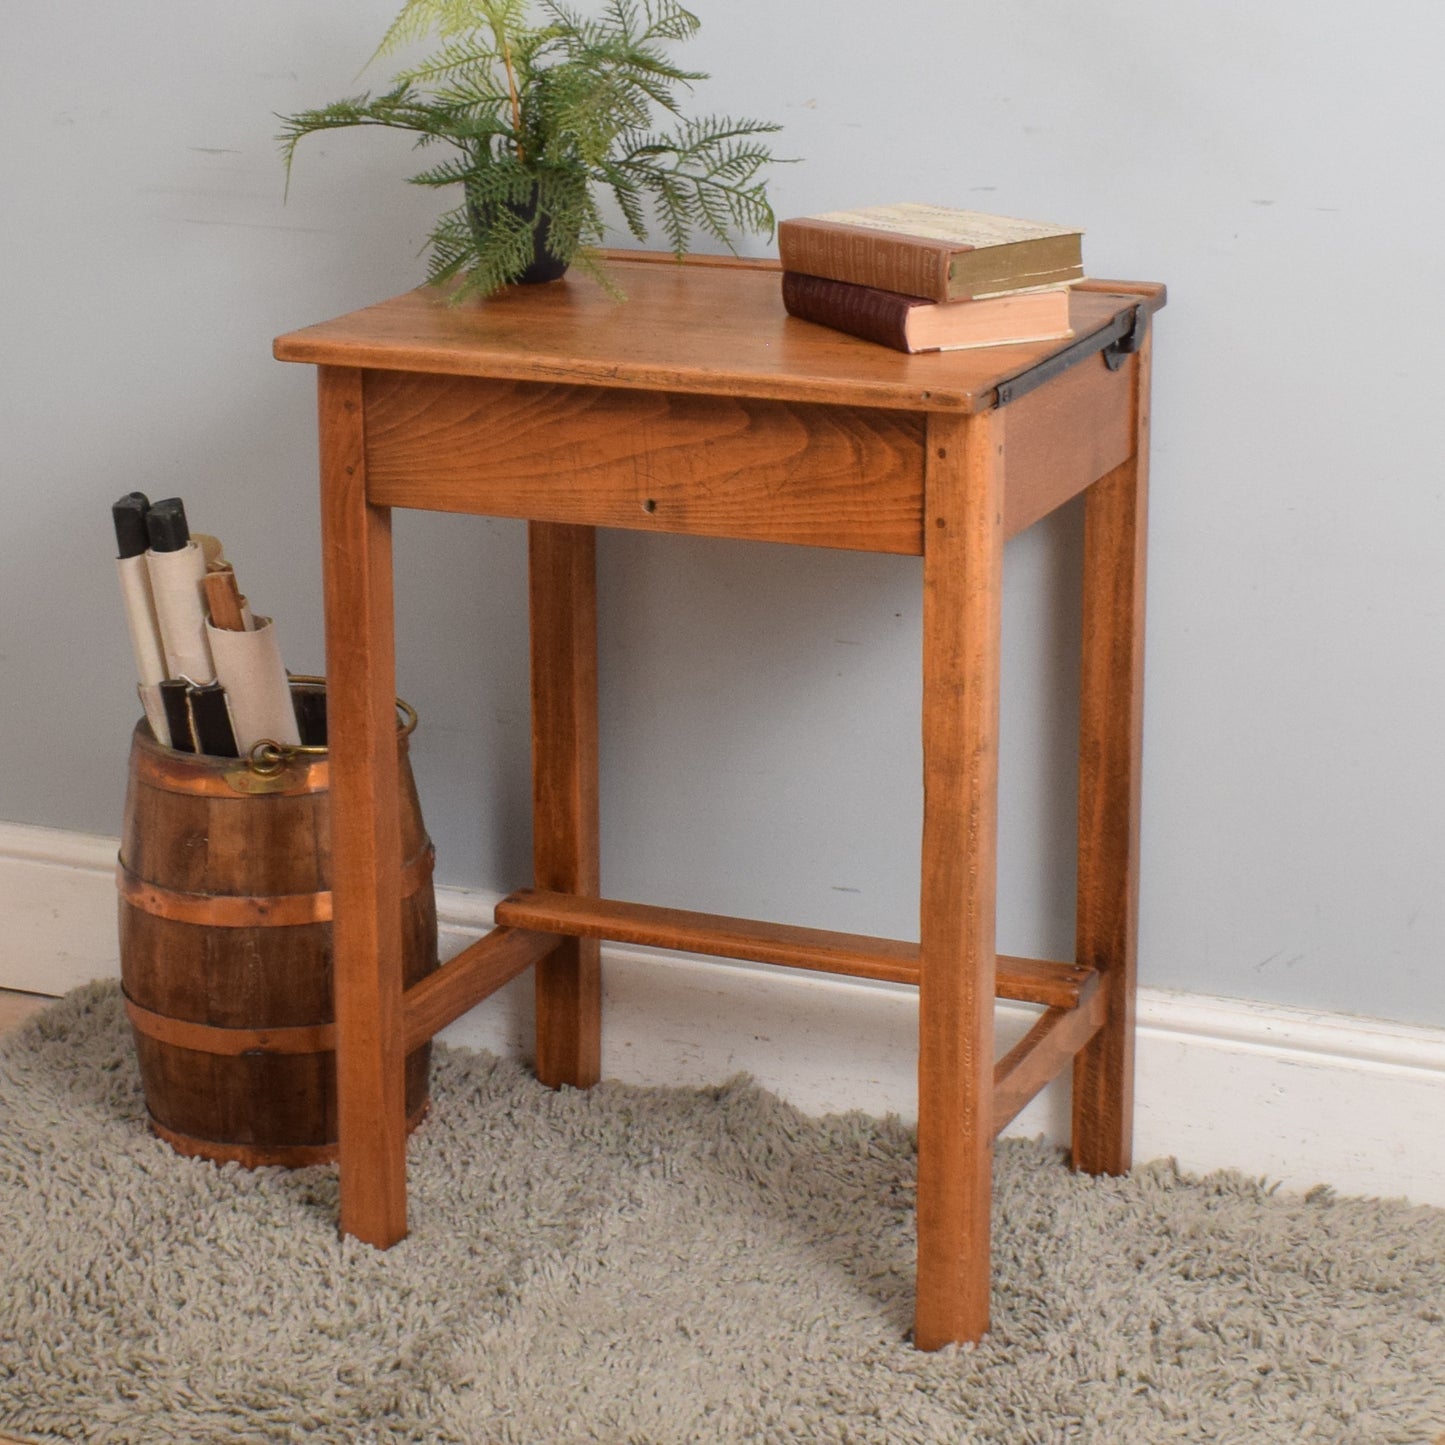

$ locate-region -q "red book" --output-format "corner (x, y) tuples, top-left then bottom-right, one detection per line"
(781, 272), (1075, 354)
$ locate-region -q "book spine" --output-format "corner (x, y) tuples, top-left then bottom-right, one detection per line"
(778, 220), (953, 304)
(781, 272), (916, 352)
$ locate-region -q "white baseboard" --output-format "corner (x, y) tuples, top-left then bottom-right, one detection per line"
(5, 821), (1444, 1206)
(0, 822), (122, 996)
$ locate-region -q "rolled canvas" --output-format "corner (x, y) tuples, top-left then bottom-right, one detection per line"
(115, 554), (172, 746)
(206, 616), (300, 753)
(146, 541), (214, 684)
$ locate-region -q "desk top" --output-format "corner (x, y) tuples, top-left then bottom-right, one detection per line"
(275, 254), (1163, 415)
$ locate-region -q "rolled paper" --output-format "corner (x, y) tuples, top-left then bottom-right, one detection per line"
(137, 682), (172, 748)
(115, 554), (171, 746)
(147, 541), (215, 684)
(116, 555), (166, 682)
(206, 616), (300, 753)
(194, 533), (226, 571)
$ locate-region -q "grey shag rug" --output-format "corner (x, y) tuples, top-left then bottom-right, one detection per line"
(2, 983), (1444, 1444)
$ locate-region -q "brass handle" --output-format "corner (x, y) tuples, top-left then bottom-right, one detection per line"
(244, 675), (418, 777)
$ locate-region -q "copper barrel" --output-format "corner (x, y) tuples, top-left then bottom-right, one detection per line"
(117, 681), (438, 1167)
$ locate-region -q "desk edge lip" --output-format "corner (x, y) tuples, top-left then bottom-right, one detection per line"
(271, 281), (1165, 416)
(269, 339), (989, 412)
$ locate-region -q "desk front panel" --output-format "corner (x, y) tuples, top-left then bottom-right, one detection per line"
(361, 371), (927, 555)
(356, 349), (1138, 553)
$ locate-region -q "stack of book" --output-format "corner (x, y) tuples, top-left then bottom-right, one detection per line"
(777, 203), (1084, 354)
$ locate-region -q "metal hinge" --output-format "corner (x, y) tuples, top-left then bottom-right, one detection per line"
(1103, 304), (1149, 370)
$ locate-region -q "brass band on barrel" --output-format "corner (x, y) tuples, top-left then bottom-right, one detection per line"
(116, 845), (435, 926)
(130, 679), (418, 798)
(133, 742), (330, 798)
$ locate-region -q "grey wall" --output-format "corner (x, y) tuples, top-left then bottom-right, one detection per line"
(2, 1), (1442, 1026)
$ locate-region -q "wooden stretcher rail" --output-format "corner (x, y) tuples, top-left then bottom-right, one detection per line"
(402, 926), (560, 1053)
(494, 889), (1095, 1011)
(991, 974), (1107, 1136)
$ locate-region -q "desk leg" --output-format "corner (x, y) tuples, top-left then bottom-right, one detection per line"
(1073, 335), (1151, 1175)
(528, 522), (602, 1089)
(915, 409), (1004, 1349)
(317, 365), (409, 1246)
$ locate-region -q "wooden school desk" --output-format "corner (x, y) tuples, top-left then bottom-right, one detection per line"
(274, 254), (1164, 1348)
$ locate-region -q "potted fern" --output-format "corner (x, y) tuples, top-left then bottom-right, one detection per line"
(278, 0), (783, 300)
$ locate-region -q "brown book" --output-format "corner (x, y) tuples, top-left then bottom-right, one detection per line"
(777, 204), (1083, 304)
(781, 272), (1074, 354)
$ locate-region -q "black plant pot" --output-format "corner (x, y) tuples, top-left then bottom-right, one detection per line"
(468, 186), (569, 286)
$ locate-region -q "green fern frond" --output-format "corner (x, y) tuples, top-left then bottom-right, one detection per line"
(637, 1), (700, 44)
(373, 0), (529, 59)
(280, 0), (784, 299)
(428, 78), (513, 122)
(408, 153), (488, 188)
(390, 39), (507, 94)
(425, 207), (482, 286)
(598, 162), (650, 242)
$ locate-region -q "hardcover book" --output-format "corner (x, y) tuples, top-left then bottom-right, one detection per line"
(777, 204), (1083, 304)
(781, 272), (1075, 354)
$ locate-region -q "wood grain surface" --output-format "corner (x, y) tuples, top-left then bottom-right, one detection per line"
(1071, 331), (1152, 1176)
(913, 409), (1005, 1348)
(528, 523), (602, 1089)
(275, 255), (1163, 415)
(1000, 349), (1135, 537)
(317, 364), (412, 1245)
(495, 889), (1095, 1009)
(992, 977), (1106, 1136)
(275, 258), (1163, 1352)
(363, 372), (926, 554)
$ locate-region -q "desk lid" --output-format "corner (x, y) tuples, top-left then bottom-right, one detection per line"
(274, 254), (1163, 414)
